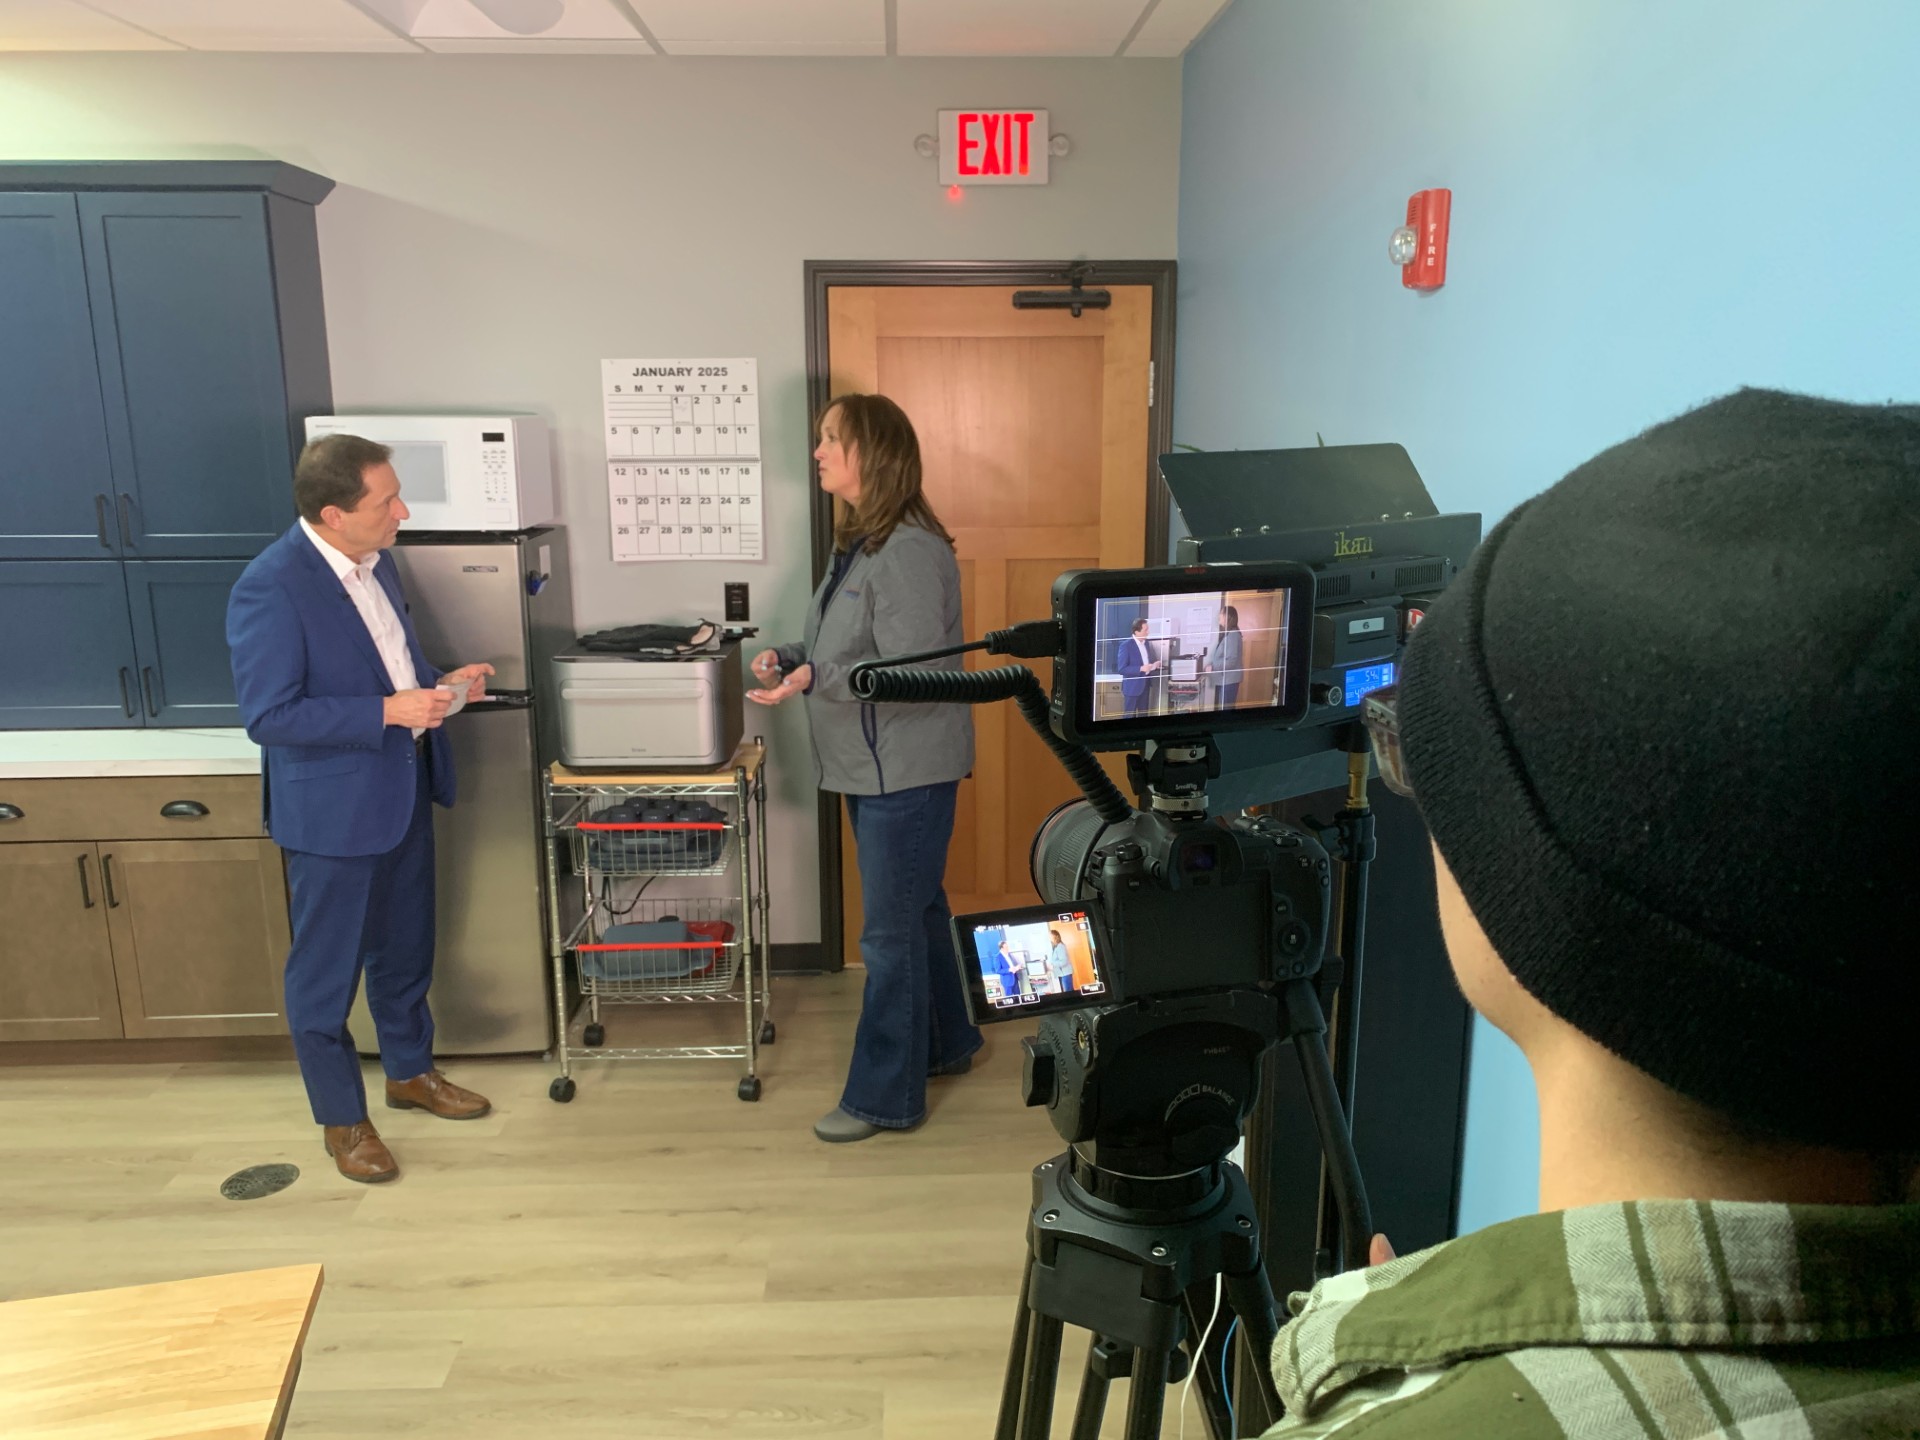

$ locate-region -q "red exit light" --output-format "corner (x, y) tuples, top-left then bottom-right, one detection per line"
(938, 109), (1050, 187)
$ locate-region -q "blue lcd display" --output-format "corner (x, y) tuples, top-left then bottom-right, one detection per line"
(1343, 661), (1397, 702)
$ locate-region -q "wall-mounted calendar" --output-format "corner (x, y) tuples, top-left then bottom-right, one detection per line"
(601, 358), (763, 561)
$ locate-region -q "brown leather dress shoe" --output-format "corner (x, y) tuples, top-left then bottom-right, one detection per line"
(385, 1068), (491, 1120)
(323, 1121), (398, 1184)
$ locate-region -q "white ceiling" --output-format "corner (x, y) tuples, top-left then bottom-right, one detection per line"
(0, 0), (1232, 56)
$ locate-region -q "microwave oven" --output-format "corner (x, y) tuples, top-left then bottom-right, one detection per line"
(303, 414), (555, 532)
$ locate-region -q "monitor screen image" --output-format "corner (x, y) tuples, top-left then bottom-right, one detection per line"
(1092, 586), (1293, 728)
(955, 905), (1107, 1024)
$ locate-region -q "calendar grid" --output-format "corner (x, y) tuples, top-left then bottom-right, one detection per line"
(603, 358), (763, 561)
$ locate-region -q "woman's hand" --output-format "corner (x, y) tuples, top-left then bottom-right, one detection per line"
(750, 649), (785, 687)
(747, 663), (813, 706)
(1369, 1234), (1396, 1266)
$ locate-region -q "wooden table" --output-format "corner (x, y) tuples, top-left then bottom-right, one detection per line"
(0, 1265), (322, 1440)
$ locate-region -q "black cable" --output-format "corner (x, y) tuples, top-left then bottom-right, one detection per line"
(852, 661), (1132, 826)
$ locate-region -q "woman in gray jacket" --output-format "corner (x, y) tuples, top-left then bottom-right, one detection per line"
(1205, 604), (1244, 709)
(748, 394), (982, 1142)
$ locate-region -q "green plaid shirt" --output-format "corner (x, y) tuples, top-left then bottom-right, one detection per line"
(1261, 1200), (1920, 1438)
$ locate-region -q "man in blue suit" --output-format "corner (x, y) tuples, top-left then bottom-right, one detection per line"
(1118, 618), (1160, 717)
(228, 434), (495, 1184)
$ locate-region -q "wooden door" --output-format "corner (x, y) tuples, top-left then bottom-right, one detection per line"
(0, 843), (124, 1041)
(826, 286), (1153, 962)
(102, 839), (291, 1038)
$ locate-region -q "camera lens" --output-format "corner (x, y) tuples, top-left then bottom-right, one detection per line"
(1030, 800), (1135, 903)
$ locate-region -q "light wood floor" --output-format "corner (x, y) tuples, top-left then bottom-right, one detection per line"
(0, 974), (1228, 1438)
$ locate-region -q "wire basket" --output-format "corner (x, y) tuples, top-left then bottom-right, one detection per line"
(572, 813), (734, 877)
(573, 896), (743, 998)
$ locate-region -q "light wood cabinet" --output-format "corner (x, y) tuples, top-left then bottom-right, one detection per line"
(102, 839), (290, 1038)
(0, 843), (125, 1040)
(0, 775), (289, 1044)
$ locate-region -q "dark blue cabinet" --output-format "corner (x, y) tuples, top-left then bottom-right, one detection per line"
(0, 195), (118, 558)
(124, 560), (249, 727)
(0, 561), (142, 729)
(80, 194), (302, 559)
(0, 163), (332, 730)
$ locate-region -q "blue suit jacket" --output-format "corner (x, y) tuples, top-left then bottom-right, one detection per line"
(1118, 636), (1153, 699)
(226, 526), (455, 858)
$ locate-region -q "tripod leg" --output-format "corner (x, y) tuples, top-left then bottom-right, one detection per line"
(997, 1249), (1035, 1440)
(1224, 1267), (1287, 1421)
(1018, 1313), (1066, 1440)
(1122, 1345), (1172, 1440)
(1068, 1335), (1116, 1440)
(1181, 1285), (1237, 1440)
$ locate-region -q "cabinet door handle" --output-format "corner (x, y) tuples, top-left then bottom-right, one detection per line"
(101, 853), (120, 909)
(118, 668), (136, 718)
(160, 800), (209, 819)
(0, 803), (23, 823)
(142, 667), (160, 717)
(117, 493), (136, 548)
(95, 495), (113, 549)
(77, 854), (96, 910)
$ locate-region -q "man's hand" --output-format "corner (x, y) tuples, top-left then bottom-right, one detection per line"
(747, 664), (813, 707)
(385, 688), (455, 729)
(1145, 659), (1162, 674)
(438, 662), (496, 703)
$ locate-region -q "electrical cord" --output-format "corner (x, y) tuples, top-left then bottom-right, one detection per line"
(1221, 1316), (1239, 1439)
(1180, 1275), (1226, 1440)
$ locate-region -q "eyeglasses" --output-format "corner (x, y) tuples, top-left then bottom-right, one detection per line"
(1361, 685), (1413, 798)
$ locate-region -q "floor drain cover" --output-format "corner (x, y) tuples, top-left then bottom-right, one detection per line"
(221, 1164), (300, 1201)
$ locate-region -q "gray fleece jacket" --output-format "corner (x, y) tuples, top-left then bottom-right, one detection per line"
(775, 523), (974, 796)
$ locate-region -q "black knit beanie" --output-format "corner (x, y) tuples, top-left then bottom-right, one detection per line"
(1398, 389), (1919, 1150)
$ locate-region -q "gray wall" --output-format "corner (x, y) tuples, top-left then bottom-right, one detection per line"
(0, 53), (1182, 944)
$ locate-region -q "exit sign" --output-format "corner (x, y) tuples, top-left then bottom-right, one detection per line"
(938, 109), (1049, 186)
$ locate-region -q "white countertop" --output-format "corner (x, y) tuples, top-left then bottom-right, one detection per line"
(0, 729), (261, 779)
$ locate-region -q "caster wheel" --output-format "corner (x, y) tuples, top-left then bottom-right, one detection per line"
(758, 1020), (777, 1045)
(549, 1077), (576, 1103)
(737, 1076), (762, 1102)
(583, 1023), (605, 1047)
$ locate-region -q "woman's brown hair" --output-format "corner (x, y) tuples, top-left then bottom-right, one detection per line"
(824, 393), (955, 554)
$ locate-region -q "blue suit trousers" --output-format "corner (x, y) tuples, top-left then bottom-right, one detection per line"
(282, 754), (438, 1126)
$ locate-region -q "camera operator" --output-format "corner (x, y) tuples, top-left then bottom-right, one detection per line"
(1264, 390), (1919, 1436)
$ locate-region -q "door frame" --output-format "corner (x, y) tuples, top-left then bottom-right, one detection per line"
(801, 259), (1179, 970)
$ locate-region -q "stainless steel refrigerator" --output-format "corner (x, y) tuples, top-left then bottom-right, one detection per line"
(349, 527), (574, 1055)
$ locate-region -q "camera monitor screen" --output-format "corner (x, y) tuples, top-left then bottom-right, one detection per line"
(1054, 562), (1315, 746)
(953, 903), (1109, 1025)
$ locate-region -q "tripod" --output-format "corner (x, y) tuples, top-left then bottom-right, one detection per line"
(996, 1146), (1285, 1440)
(993, 979), (1365, 1440)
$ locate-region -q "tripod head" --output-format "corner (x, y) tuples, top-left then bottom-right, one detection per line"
(1023, 989), (1281, 1186)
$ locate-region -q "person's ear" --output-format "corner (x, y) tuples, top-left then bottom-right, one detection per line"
(319, 505), (344, 531)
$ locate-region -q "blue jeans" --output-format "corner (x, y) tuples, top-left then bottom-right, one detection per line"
(841, 781), (982, 1128)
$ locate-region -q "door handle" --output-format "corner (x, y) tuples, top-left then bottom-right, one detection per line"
(95, 495), (113, 549)
(118, 668), (136, 718)
(117, 493), (136, 548)
(160, 800), (209, 819)
(142, 667), (160, 717)
(101, 853), (120, 909)
(77, 854), (96, 910)
(0, 803), (22, 823)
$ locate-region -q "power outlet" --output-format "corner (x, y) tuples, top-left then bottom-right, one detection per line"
(724, 582), (750, 623)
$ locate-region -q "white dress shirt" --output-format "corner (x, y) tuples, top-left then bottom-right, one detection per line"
(300, 518), (423, 737)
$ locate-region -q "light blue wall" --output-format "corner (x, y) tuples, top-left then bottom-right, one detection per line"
(1176, 0), (1920, 1231)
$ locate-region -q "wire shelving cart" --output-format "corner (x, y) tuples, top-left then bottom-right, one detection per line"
(542, 737), (772, 1102)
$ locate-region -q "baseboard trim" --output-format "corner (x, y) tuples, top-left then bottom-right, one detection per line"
(772, 942), (836, 973)
(0, 1034), (296, 1067)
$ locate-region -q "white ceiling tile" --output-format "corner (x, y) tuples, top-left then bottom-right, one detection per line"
(897, 0), (1143, 57)
(80, 0), (412, 48)
(415, 34), (654, 51)
(659, 38), (885, 55)
(0, 0), (179, 49)
(635, 0), (879, 45)
(1123, 0), (1229, 56)
(392, 0), (640, 40)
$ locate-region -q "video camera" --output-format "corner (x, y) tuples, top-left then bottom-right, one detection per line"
(848, 443), (1480, 1434)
